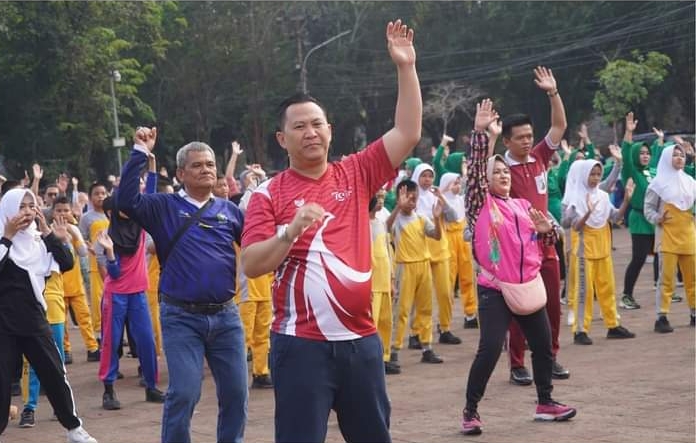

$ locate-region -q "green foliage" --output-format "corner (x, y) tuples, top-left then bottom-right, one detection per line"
(593, 51), (671, 125)
(0, 1), (693, 182)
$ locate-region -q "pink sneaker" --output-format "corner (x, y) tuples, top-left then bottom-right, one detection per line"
(534, 401), (577, 421)
(461, 409), (483, 435)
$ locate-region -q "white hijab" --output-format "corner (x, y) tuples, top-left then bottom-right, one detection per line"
(0, 188), (59, 310)
(412, 163), (437, 218)
(561, 159), (611, 229)
(647, 145), (696, 211)
(439, 172), (466, 220)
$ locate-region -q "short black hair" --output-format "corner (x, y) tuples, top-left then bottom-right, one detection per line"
(501, 113), (533, 138)
(369, 196), (378, 212)
(52, 196), (71, 208)
(396, 179), (417, 194)
(1, 180), (21, 196)
(88, 182), (108, 197)
(276, 93), (328, 131)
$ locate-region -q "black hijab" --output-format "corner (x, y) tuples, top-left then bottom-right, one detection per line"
(103, 194), (141, 256)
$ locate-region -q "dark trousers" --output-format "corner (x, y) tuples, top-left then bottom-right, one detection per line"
(509, 258), (561, 366)
(623, 234), (659, 296)
(0, 333), (81, 434)
(271, 332), (391, 443)
(465, 286), (554, 411)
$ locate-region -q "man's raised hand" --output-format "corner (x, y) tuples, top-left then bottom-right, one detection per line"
(534, 66), (557, 93)
(386, 19), (415, 67)
(134, 126), (157, 152)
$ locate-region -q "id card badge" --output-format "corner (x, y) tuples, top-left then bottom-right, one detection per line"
(535, 172), (547, 194)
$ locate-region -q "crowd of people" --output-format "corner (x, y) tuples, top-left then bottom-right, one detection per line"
(1, 18), (694, 443)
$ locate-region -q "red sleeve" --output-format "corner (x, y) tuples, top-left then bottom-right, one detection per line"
(241, 188), (276, 248)
(226, 175), (240, 195)
(531, 136), (557, 169)
(352, 138), (398, 195)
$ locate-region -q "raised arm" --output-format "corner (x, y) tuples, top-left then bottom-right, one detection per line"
(599, 144), (622, 192)
(117, 127), (161, 227)
(30, 163), (43, 199)
(381, 20), (422, 169)
(465, 99), (497, 230)
(225, 141), (242, 195)
(534, 66), (567, 146)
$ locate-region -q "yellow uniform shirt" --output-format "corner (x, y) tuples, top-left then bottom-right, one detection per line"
(391, 212), (436, 263)
(62, 240), (85, 297)
(44, 271), (66, 325)
(370, 218), (392, 293)
(426, 218), (450, 262)
(661, 203), (695, 255)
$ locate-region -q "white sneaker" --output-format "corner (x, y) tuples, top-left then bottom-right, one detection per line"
(566, 310), (575, 326)
(67, 426), (98, 443)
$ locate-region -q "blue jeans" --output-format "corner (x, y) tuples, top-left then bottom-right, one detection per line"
(160, 301), (247, 443)
(271, 332), (391, 443)
(26, 323), (65, 411)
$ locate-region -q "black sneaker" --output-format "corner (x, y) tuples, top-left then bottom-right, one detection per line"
(671, 294), (683, 302)
(463, 317), (479, 329)
(690, 315), (695, 327)
(251, 374), (273, 389)
(408, 335), (422, 350)
(102, 390), (121, 410)
(145, 387), (167, 402)
(607, 325), (636, 339)
(87, 349), (100, 362)
(18, 408), (35, 428)
(64, 351), (73, 365)
(573, 332), (593, 345)
(509, 366), (533, 385)
(654, 316), (674, 333)
(421, 349), (444, 364)
(384, 361), (401, 375)
(117, 371), (124, 380)
(389, 351), (399, 363)
(551, 360), (570, 379)
(439, 330), (462, 345)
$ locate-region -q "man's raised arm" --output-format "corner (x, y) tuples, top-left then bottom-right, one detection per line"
(382, 19), (422, 169)
(534, 66), (567, 146)
(116, 127), (159, 226)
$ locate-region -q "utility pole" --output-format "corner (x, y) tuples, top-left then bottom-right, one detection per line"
(300, 30), (352, 94)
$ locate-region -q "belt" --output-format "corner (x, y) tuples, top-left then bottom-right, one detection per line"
(160, 293), (232, 315)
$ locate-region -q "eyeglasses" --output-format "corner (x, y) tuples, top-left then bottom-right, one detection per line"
(46, 192), (58, 197)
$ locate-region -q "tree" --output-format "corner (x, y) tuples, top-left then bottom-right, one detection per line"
(423, 81), (482, 136)
(593, 50), (671, 140)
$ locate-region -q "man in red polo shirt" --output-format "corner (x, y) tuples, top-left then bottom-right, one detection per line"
(241, 20), (422, 443)
(502, 66), (570, 385)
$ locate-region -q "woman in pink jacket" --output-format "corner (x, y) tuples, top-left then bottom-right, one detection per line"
(460, 100), (576, 436)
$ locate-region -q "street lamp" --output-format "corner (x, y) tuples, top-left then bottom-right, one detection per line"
(300, 29), (352, 94)
(109, 69), (126, 173)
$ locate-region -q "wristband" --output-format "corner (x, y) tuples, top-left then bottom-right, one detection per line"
(547, 89), (559, 97)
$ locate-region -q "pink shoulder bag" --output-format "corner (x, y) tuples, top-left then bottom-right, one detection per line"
(481, 269), (547, 315)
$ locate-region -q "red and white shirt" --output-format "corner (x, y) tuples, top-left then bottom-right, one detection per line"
(242, 138), (396, 341)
